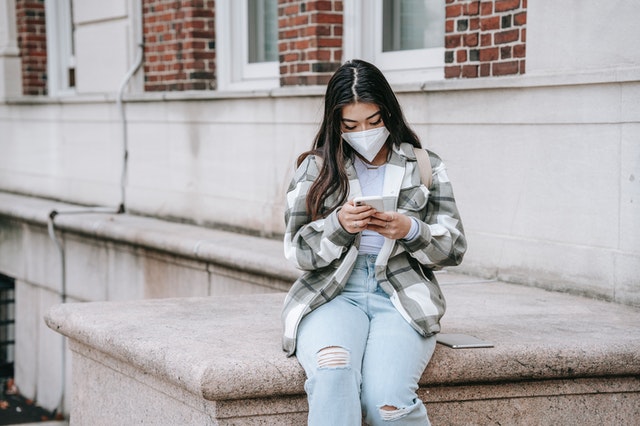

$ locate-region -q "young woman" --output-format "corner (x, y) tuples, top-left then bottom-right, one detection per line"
(282, 59), (467, 425)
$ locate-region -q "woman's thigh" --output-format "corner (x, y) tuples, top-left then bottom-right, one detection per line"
(361, 294), (436, 406)
(295, 295), (370, 377)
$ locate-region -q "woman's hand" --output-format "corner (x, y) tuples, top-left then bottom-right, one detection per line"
(339, 201), (411, 239)
(338, 200), (377, 234)
(366, 211), (411, 240)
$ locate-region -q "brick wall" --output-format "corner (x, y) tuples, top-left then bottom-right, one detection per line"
(278, 0), (343, 86)
(13, 0), (528, 97)
(143, 0), (216, 91)
(445, 0), (526, 78)
(15, 0), (47, 95)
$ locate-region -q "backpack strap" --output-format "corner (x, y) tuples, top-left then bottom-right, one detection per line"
(413, 147), (433, 188)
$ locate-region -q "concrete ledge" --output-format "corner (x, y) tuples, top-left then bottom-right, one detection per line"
(45, 277), (640, 424)
(0, 191), (299, 284)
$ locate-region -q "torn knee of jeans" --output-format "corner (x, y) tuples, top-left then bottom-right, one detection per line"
(316, 346), (350, 369)
(378, 404), (411, 421)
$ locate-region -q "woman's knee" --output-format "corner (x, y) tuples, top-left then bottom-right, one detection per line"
(305, 346), (361, 396)
(316, 346), (350, 368)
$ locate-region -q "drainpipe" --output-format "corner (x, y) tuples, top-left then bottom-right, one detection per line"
(47, 0), (144, 417)
(116, 0), (144, 212)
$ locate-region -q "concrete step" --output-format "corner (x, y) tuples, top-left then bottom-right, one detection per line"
(45, 274), (640, 425)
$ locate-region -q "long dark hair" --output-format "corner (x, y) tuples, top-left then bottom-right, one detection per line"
(299, 59), (421, 220)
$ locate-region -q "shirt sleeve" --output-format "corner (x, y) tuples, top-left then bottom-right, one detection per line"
(401, 152), (467, 269)
(283, 156), (356, 271)
(402, 217), (420, 241)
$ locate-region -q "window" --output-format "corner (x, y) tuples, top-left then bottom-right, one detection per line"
(216, 0), (279, 90)
(44, 0), (76, 95)
(248, 0), (278, 63)
(344, 0), (445, 83)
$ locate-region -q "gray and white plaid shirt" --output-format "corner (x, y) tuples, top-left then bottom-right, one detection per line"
(282, 142), (467, 355)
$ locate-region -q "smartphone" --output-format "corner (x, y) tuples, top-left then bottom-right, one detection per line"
(353, 195), (385, 211)
(436, 333), (494, 349)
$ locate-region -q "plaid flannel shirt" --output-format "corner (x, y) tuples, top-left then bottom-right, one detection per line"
(282, 142), (466, 356)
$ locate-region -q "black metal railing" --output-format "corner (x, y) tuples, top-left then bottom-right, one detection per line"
(0, 274), (15, 378)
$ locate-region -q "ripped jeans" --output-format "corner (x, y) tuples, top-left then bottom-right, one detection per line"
(296, 255), (436, 426)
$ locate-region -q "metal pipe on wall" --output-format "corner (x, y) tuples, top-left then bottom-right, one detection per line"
(46, 0), (145, 416)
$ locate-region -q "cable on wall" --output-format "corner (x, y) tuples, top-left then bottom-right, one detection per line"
(46, 0), (144, 416)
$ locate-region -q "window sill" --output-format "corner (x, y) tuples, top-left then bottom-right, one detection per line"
(4, 66), (639, 106)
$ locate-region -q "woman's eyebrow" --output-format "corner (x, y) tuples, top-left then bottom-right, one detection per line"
(342, 110), (381, 123)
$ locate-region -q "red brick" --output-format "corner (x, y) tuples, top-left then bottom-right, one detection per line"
(514, 11), (527, 26)
(283, 4), (299, 15)
(492, 60), (519, 75)
(457, 50), (467, 63)
(465, 1), (480, 15)
(495, 29), (519, 44)
(16, 0), (48, 95)
(142, 0), (216, 92)
(479, 47), (499, 61)
(446, 19), (455, 33)
(306, 25), (332, 36)
(446, 4), (463, 18)
(480, 63), (491, 76)
(513, 44), (526, 58)
(312, 13), (341, 24)
(296, 39), (310, 50)
(480, 16), (500, 31)
(445, 35), (462, 49)
(307, 1), (333, 12)
(464, 32), (479, 47)
(445, 65), (461, 79)
(495, 0), (520, 13)
(480, 33), (492, 46)
(480, 1), (493, 15)
(318, 38), (341, 48)
(462, 64), (478, 78)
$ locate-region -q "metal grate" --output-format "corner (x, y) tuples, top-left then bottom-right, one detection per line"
(0, 274), (15, 378)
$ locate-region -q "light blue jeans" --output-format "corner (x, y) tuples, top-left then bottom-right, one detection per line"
(296, 255), (436, 426)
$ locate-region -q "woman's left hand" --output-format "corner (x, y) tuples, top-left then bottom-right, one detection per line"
(366, 211), (411, 240)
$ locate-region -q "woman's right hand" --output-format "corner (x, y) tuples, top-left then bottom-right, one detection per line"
(338, 200), (376, 234)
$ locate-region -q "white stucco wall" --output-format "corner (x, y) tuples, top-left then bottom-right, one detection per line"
(527, 0), (640, 75)
(2, 76), (638, 305)
(0, 1), (638, 302)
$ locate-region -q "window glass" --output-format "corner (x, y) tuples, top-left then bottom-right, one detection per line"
(248, 0), (278, 63)
(45, 0), (76, 95)
(216, 0), (279, 90)
(344, 0), (445, 82)
(382, 0), (444, 52)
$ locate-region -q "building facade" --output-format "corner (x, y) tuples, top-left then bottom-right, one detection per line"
(0, 0), (638, 415)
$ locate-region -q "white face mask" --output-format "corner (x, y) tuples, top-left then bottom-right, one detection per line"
(341, 126), (390, 163)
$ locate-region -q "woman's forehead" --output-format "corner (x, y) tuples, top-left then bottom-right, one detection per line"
(341, 102), (380, 121)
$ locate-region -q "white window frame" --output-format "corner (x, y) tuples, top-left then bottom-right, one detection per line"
(343, 0), (445, 84)
(216, 0), (279, 91)
(44, 0), (75, 96)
